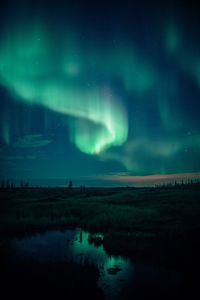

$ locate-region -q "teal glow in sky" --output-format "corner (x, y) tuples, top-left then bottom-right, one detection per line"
(0, 22), (128, 154)
(0, 0), (200, 185)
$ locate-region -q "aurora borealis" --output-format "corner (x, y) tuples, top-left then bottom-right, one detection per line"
(0, 0), (200, 185)
(0, 21), (128, 155)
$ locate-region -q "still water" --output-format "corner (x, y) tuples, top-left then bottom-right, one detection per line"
(9, 228), (183, 299)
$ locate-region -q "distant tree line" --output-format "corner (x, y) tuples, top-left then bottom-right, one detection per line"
(155, 179), (200, 189)
(0, 179), (15, 189)
(0, 179), (30, 189)
(0, 179), (75, 189)
(1, 178), (199, 190)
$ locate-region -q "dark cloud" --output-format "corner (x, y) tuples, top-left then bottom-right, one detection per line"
(14, 135), (52, 149)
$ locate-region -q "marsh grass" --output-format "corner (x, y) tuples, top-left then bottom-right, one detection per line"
(0, 187), (200, 236)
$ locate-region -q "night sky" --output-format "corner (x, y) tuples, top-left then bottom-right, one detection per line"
(0, 0), (200, 186)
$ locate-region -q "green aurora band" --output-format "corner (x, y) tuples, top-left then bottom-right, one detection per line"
(0, 24), (128, 155)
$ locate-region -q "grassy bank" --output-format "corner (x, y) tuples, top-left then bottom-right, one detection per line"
(1, 187), (200, 234)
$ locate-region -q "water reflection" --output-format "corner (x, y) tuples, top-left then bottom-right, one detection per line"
(10, 229), (133, 299)
(9, 228), (183, 299)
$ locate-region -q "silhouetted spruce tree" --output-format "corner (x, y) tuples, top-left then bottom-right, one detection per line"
(11, 182), (15, 189)
(6, 179), (10, 189)
(1, 180), (5, 189)
(68, 180), (73, 189)
(25, 182), (29, 188)
(20, 180), (24, 188)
